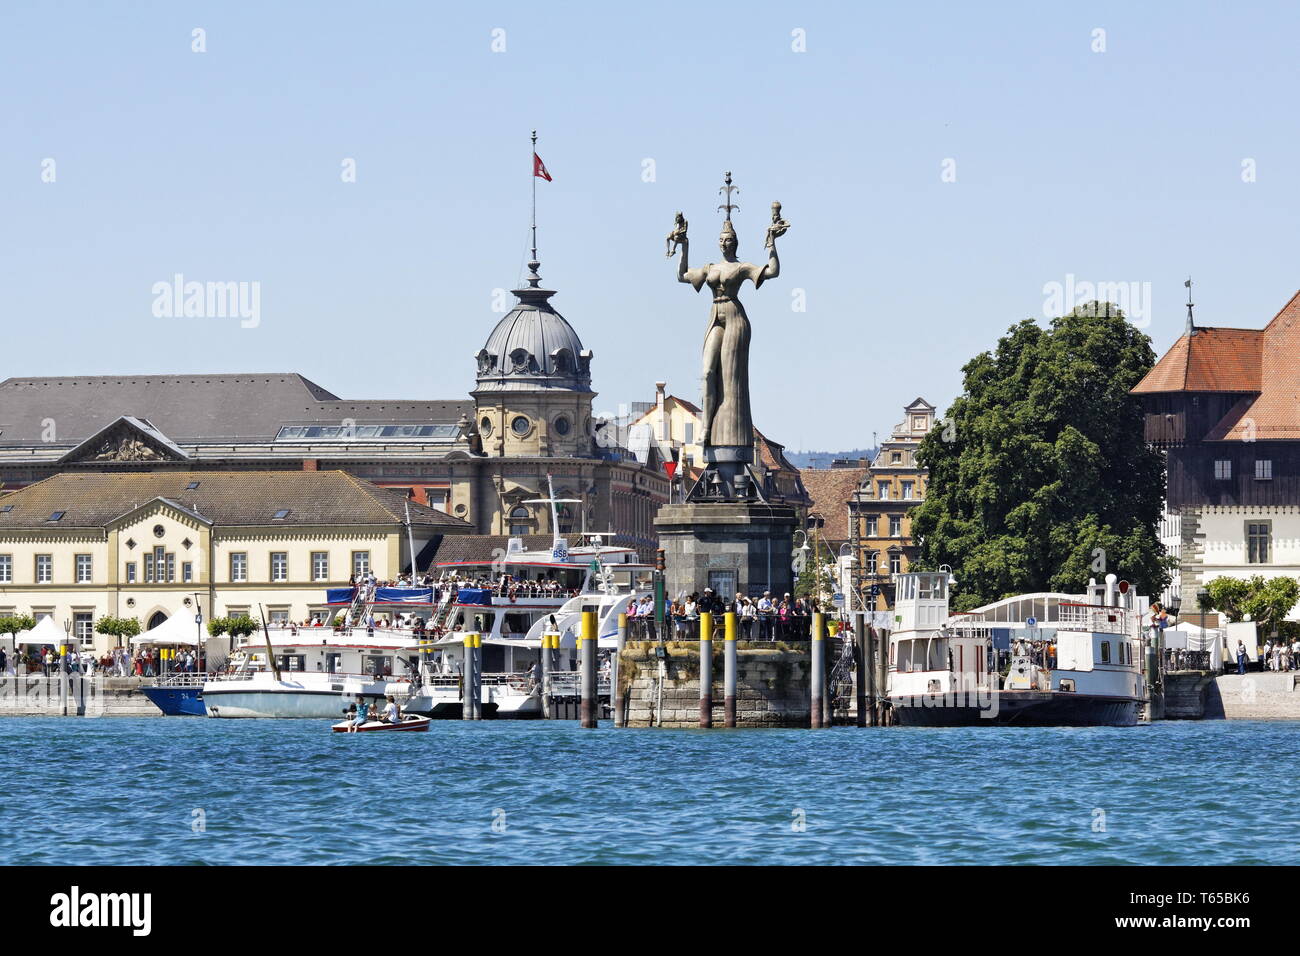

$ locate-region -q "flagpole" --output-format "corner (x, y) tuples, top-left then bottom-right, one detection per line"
(531, 129), (538, 265)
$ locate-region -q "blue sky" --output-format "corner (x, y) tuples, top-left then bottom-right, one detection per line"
(4, 1), (1299, 450)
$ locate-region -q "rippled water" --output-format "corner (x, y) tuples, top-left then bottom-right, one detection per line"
(0, 718), (1294, 865)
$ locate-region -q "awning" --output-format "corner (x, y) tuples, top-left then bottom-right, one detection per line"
(130, 611), (203, 646)
(14, 616), (67, 646)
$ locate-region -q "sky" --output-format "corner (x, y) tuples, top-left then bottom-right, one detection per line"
(4, 1), (1300, 452)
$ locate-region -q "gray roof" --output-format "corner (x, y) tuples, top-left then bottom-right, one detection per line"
(0, 374), (470, 445)
(0, 470), (472, 530)
(473, 285), (592, 394)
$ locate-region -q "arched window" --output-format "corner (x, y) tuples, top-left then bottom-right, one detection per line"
(147, 611), (168, 630)
(510, 506), (530, 536)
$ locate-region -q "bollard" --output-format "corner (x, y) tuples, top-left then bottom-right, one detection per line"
(724, 611), (738, 728)
(614, 612), (627, 728)
(810, 612), (825, 729)
(579, 610), (597, 728)
(472, 633), (483, 720)
(540, 632), (554, 720)
(461, 633), (475, 721)
(854, 611), (868, 727)
(699, 611), (713, 728)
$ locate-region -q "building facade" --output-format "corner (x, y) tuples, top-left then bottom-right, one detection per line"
(1132, 292), (1300, 620)
(848, 398), (935, 611)
(0, 471), (470, 653)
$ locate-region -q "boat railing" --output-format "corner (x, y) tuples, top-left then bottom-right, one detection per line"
(1057, 603), (1133, 635)
(546, 671), (611, 696)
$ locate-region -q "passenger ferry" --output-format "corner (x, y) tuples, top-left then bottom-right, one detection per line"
(201, 533), (652, 719)
(886, 571), (1147, 726)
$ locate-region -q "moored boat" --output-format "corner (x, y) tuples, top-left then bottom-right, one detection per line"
(886, 571), (1147, 727)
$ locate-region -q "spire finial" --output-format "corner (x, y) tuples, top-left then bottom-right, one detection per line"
(717, 171), (740, 221)
(1184, 276), (1195, 335)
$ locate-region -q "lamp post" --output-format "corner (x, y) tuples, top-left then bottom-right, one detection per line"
(193, 592), (205, 673)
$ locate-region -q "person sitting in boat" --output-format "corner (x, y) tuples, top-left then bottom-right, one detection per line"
(382, 695), (401, 723)
(349, 695), (370, 732)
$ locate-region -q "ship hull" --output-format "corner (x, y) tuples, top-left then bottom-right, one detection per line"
(141, 685), (207, 717)
(892, 691), (1141, 727)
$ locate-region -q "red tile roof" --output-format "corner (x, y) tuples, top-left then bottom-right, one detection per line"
(1132, 327), (1263, 393)
(800, 467), (868, 547)
(1134, 290), (1300, 440)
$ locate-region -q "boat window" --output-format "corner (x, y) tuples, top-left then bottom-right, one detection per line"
(1099, 641), (1111, 664)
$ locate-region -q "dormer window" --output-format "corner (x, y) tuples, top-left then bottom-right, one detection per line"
(47, 511), (65, 522)
(185, 481), (200, 490)
(272, 509), (291, 520)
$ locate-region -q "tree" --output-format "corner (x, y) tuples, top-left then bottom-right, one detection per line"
(207, 615), (260, 639)
(95, 616), (141, 642)
(1205, 575), (1299, 638)
(912, 303), (1173, 610)
(0, 614), (35, 636)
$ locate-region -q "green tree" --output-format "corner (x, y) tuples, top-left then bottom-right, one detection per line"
(0, 614), (35, 637)
(95, 616), (141, 641)
(912, 303), (1172, 610)
(1205, 575), (1299, 637)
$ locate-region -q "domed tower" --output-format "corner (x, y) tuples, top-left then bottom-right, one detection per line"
(471, 256), (595, 458)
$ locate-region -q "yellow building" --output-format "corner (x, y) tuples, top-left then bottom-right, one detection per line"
(0, 470), (469, 653)
(850, 398), (935, 611)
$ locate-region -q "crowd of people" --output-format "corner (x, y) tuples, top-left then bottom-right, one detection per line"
(1259, 638), (1300, 672)
(624, 589), (827, 641)
(0, 644), (200, 677)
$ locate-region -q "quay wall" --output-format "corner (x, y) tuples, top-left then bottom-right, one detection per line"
(1204, 673), (1300, 720)
(619, 641), (811, 728)
(0, 676), (160, 717)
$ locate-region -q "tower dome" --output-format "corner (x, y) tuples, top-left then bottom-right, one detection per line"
(473, 275), (592, 394)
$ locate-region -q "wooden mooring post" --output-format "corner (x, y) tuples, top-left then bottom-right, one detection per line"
(854, 611), (868, 727)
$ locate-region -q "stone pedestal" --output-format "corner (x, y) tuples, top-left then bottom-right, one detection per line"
(655, 501), (798, 601)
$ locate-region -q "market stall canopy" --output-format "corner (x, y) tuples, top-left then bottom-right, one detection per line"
(15, 615), (67, 645)
(130, 611), (203, 646)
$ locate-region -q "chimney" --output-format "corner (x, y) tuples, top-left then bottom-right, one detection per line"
(655, 381), (667, 442)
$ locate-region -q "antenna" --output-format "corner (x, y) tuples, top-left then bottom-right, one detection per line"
(522, 474), (582, 549)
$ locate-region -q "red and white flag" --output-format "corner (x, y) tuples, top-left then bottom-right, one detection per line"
(533, 152), (552, 181)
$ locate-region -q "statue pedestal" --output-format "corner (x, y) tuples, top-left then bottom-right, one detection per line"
(655, 501), (798, 602)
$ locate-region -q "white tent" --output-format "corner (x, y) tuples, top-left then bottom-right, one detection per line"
(130, 611), (202, 646)
(15, 615), (68, 646)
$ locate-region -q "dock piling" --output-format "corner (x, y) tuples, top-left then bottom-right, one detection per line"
(461, 633), (476, 721)
(854, 612), (868, 727)
(540, 631), (553, 719)
(724, 611), (737, 727)
(579, 610), (597, 728)
(811, 612), (825, 729)
(699, 611), (713, 728)
(614, 613), (627, 728)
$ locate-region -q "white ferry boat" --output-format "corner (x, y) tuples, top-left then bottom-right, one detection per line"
(886, 571), (1147, 726)
(405, 534), (653, 717)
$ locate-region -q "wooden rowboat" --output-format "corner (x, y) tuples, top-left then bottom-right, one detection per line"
(331, 714), (431, 733)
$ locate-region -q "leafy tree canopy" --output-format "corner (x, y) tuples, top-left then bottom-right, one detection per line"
(1204, 575), (1299, 637)
(912, 303), (1173, 610)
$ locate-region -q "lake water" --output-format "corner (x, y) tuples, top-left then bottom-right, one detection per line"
(1, 718), (1293, 865)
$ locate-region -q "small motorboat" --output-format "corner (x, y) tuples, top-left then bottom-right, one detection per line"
(331, 714), (431, 733)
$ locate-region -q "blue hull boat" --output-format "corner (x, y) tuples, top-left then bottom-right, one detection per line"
(142, 684), (206, 716)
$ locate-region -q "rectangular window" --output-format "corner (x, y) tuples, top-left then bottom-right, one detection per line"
(901, 481), (914, 500)
(182, 562), (193, 583)
(312, 552), (329, 581)
(230, 552), (248, 582)
(1247, 522), (1271, 564)
(144, 554), (155, 583)
(1100, 641), (1111, 664)
(865, 516), (878, 537)
(889, 516), (902, 537)
(36, 555), (52, 584)
(0, 555), (10, 584)
(126, 561), (137, 584)
(889, 553), (902, 574)
(352, 551), (370, 577)
(878, 483), (890, 500)
(866, 551), (879, 573)
(268, 608), (290, 625)
(73, 612), (93, 642)
(684, 422), (694, 445)
(75, 554), (92, 583)
(271, 552), (288, 582)
(165, 553), (175, 583)
(1255, 459), (1273, 480)
(1214, 459), (1232, 480)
